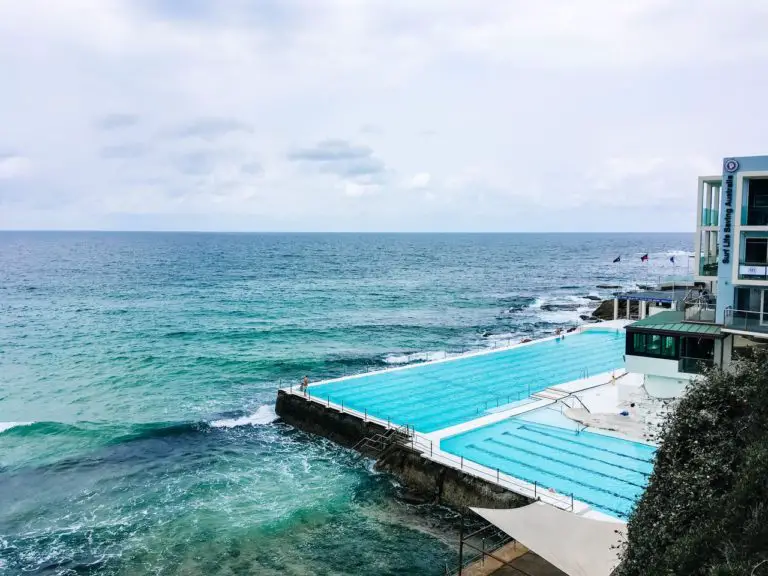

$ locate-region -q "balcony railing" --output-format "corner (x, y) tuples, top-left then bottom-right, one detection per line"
(699, 256), (719, 277)
(723, 308), (768, 334)
(738, 262), (768, 280)
(742, 206), (768, 226)
(684, 303), (716, 323)
(679, 356), (714, 374)
(700, 208), (719, 227)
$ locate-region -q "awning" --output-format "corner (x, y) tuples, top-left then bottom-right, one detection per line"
(470, 503), (625, 576)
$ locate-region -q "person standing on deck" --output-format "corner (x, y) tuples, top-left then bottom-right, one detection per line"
(301, 375), (309, 392)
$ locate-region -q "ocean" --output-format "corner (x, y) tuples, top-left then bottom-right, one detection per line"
(0, 232), (691, 575)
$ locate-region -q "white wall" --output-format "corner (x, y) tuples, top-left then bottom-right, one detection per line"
(625, 354), (694, 399)
(644, 375), (689, 399)
(648, 305), (667, 316)
(714, 336), (734, 372)
(625, 355), (694, 380)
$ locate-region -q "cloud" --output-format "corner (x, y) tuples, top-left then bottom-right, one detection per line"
(96, 113), (139, 130)
(100, 143), (147, 159)
(408, 172), (431, 189)
(169, 117), (254, 140)
(288, 139), (388, 186)
(0, 154), (32, 179)
(1, 0), (767, 230)
(241, 161), (263, 175)
(287, 139), (373, 162)
(360, 124), (383, 135)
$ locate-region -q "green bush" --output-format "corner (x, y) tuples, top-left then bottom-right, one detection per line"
(616, 351), (768, 576)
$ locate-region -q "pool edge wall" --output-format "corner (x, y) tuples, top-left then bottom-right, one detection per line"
(275, 390), (531, 510)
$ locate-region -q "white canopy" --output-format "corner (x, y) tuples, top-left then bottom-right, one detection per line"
(471, 503), (625, 576)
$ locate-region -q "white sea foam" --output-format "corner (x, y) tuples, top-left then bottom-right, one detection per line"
(383, 351), (451, 364)
(210, 405), (277, 428)
(0, 421), (34, 434)
(529, 297), (545, 309)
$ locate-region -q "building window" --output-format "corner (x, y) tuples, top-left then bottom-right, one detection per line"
(744, 238), (768, 264)
(632, 333), (646, 353)
(627, 331), (679, 360)
(747, 179), (768, 226)
(647, 334), (661, 354)
(662, 336), (676, 357)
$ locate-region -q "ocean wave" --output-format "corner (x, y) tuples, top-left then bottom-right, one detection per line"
(0, 421), (34, 434)
(382, 351), (455, 365)
(210, 405), (278, 428)
(524, 294), (594, 325)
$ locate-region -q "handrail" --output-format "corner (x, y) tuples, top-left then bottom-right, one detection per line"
(404, 430), (575, 512)
(723, 307), (768, 333)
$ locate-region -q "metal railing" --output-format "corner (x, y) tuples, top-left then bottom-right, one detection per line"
(678, 356), (714, 374)
(285, 386), (579, 512)
(723, 308), (768, 334)
(449, 520), (519, 576)
(684, 303), (717, 323)
(405, 430), (576, 512)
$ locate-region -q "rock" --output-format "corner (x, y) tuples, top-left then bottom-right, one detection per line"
(579, 314), (594, 321)
(584, 295), (602, 301)
(591, 298), (639, 321)
(521, 338), (532, 343)
(591, 300), (616, 321)
(596, 284), (622, 289)
(400, 490), (429, 505)
(481, 331), (492, 338)
(540, 303), (581, 312)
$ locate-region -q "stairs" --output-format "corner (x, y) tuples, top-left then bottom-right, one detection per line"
(351, 426), (410, 458)
(531, 388), (570, 401)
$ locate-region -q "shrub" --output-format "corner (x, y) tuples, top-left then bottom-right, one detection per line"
(616, 351), (768, 576)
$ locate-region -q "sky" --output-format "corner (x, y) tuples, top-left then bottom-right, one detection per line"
(1, 1), (767, 232)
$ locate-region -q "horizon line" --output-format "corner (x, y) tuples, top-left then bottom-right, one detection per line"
(0, 229), (694, 234)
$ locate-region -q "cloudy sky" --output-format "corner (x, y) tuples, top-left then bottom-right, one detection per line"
(1, 1), (767, 232)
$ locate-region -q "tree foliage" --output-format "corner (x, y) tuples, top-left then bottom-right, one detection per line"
(616, 351), (768, 576)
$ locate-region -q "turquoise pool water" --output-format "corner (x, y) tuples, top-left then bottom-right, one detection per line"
(440, 411), (656, 518)
(306, 329), (625, 433)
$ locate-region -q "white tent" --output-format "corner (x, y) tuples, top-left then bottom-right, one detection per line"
(470, 503), (625, 576)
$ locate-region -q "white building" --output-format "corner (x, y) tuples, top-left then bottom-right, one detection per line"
(624, 155), (768, 398)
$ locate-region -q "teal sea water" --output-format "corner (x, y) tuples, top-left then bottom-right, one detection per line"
(0, 232), (691, 575)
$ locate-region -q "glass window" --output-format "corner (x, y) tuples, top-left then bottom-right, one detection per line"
(632, 333), (646, 354)
(744, 238), (768, 264)
(662, 336), (676, 358)
(647, 334), (661, 354)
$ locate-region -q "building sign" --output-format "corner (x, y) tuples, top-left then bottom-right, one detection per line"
(722, 163), (736, 264)
(740, 264), (767, 277)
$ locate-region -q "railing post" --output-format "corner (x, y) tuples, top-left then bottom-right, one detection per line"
(496, 468), (499, 482)
(364, 409), (367, 422)
(571, 493), (574, 511)
(430, 440), (433, 457)
(458, 511), (464, 576)
(461, 456), (464, 469)
(341, 400), (344, 413)
(534, 481), (537, 498)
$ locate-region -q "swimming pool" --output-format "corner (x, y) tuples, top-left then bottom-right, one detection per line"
(440, 410), (656, 518)
(306, 328), (625, 433)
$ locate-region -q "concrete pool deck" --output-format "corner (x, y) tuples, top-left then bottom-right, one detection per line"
(275, 321), (647, 521)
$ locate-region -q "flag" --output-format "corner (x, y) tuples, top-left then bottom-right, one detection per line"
(641, 253), (649, 262)
(613, 255), (621, 263)
(670, 256), (675, 264)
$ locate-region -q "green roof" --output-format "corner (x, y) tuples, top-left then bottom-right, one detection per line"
(628, 310), (722, 337)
